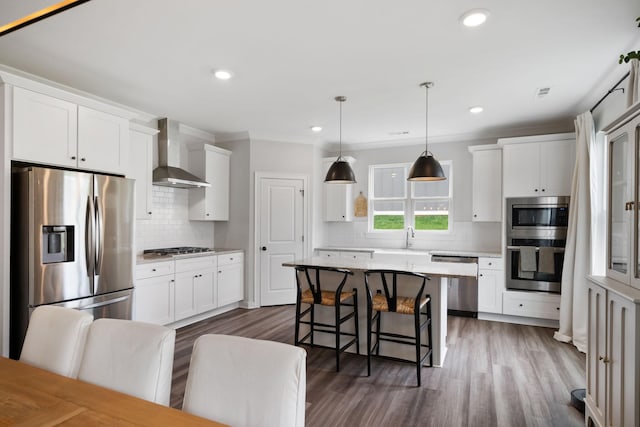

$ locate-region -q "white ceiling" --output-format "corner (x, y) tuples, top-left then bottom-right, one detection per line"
(0, 0), (639, 149)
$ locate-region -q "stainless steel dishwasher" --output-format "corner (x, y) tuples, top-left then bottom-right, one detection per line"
(430, 254), (478, 318)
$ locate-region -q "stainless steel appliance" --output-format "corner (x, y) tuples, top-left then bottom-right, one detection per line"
(431, 254), (478, 317)
(10, 166), (135, 359)
(143, 246), (214, 256)
(152, 118), (210, 188)
(506, 196), (569, 293)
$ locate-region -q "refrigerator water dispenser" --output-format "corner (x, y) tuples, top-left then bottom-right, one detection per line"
(42, 226), (74, 263)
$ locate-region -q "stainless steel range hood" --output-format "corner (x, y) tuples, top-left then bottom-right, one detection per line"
(152, 118), (210, 188)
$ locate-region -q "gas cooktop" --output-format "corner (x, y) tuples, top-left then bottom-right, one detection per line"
(143, 246), (214, 256)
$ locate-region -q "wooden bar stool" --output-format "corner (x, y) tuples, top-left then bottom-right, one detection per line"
(294, 265), (359, 372)
(364, 269), (433, 386)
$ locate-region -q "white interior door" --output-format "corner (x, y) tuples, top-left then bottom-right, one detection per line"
(258, 176), (305, 306)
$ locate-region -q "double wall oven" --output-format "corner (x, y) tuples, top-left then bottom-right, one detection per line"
(506, 196), (569, 293)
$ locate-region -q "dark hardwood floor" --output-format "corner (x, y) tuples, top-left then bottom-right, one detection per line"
(171, 306), (586, 427)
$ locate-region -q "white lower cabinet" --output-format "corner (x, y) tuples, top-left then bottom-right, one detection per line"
(477, 257), (504, 314)
(134, 261), (175, 325)
(586, 276), (640, 427)
(175, 256), (217, 322)
(217, 253), (244, 307)
(174, 271), (198, 321)
(195, 270), (218, 313)
(135, 252), (244, 326)
(502, 291), (560, 320)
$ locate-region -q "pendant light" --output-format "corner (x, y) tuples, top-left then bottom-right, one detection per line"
(325, 96), (356, 183)
(407, 82), (446, 181)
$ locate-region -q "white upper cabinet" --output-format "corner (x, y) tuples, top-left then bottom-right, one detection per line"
(12, 86), (78, 168)
(189, 144), (231, 221)
(128, 124), (157, 220)
(77, 106), (128, 174)
(323, 157), (355, 222)
(469, 145), (502, 222)
(11, 86), (130, 175)
(500, 133), (575, 198)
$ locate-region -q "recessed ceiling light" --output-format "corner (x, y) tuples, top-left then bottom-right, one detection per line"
(469, 106), (484, 114)
(310, 126), (323, 132)
(460, 9), (489, 27)
(213, 70), (233, 80)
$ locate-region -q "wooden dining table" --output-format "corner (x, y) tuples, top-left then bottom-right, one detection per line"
(0, 357), (227, 426)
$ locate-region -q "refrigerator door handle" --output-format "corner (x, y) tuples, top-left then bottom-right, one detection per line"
(95, 196), (104, 276)
(85, 196), (94, 278)
(77, 295), (130, 310)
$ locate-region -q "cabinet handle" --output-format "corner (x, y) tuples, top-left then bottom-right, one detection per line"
(218, 270), (222, 274)
(80, 157), (86, 162)
(170, 279), (175, 282)
(519, 303), (524, 307)
(488, 262), (492, 266)
(151, 268), (156, 272)
(541, 189), (546, 192)
(261, 246), (267, 251)
(479, 273), (483, 277)
(556, 307), (560, 310)
(473, 214), (477, 218)
(206, 213), (210, 216)
(148, 211), (152, 215)
(71, 156), (76, 160)
(534, 189), (538, 192)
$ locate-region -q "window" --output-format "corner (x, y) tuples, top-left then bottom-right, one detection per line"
(368, 162), (452, 232)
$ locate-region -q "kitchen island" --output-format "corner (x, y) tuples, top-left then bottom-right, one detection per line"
(283, 256), (477, 367)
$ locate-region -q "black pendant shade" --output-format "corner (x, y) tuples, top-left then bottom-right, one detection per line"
(407, 152), (446, 181)
(407, 81), (446, 182)
(325, 157), (356, 183)
(325, 96), (356, 184)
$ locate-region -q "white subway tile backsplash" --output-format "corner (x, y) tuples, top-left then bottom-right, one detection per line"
(135, 186), (214, 253)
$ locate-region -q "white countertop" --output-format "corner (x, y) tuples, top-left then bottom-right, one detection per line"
(283, 256), (478, 278)
(314, 247), (501, 259)
(136, 248), (243, 265)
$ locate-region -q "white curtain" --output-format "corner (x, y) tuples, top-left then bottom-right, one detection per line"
(628, 58), (640, 107)
(553, 111), (595, 353)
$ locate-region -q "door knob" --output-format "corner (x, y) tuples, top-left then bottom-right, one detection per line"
(261, 246), (267, 251)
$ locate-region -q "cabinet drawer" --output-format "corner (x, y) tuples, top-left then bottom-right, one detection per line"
(478, 257), (504, 270)
(340, 251), (372, 260)
(316, 250), (341, 258)
(136, 261), (175, 279)
(175, 255), (217, 273)
(217, 252), (243, 266)
(503, 291), (560, 320)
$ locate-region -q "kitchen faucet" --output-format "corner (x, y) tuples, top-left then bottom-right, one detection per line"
(406, 226), (415, 249)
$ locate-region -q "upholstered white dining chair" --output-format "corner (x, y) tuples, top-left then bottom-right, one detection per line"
(77, 318), (176, 406)
(182, 334), (307, 427)
(20, 305), (93, 378)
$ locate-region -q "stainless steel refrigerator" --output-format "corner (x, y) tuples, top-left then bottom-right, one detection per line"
(10, 166), (135, 359)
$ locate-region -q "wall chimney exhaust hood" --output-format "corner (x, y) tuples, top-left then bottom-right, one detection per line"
(153, 118), (210, 188)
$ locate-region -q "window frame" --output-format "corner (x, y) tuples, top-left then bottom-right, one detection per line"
(367, 161), (453, 236)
